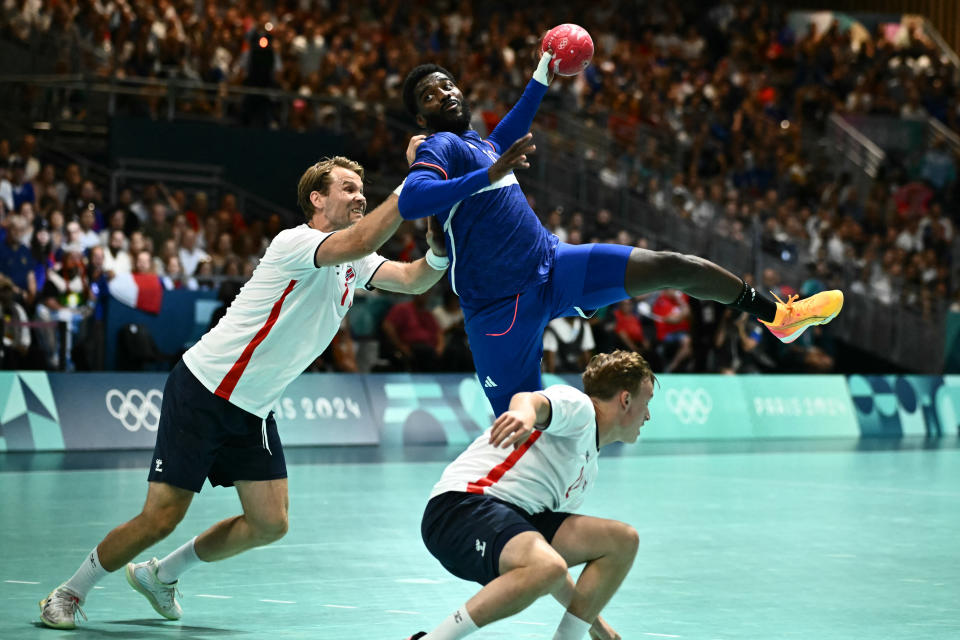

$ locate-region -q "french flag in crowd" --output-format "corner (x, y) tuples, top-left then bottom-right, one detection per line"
(108, 272), (164, 314)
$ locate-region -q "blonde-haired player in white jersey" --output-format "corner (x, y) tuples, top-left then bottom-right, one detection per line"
(406, 351), (657, 640)
(37, 137), (512, 630)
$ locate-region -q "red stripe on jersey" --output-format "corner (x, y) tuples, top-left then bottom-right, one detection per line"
(215, 279), (297, 400)
(410, 162), (449, 180)
(485, 294), (519, 336)
(466, 430), (542, 494)
(484, 139), (497, 153)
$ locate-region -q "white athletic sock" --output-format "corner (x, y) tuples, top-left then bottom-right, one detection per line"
(423, 605), (479, 640)
(157, 536), (201, 584)
(63, 546), (109, 600)
(552, 611), (591, 640)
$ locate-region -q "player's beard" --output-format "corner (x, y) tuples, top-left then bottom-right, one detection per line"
(423, 101), (472, 134)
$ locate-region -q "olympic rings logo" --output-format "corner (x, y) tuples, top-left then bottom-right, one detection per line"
(664, 388), (713, 425)
(105, 389), (163, 432)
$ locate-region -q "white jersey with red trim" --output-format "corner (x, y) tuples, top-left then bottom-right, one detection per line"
(182, 224), (386, 418)
(429, 385), (599, 514)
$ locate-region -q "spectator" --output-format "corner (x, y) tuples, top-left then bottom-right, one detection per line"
(30, 220), (55, 293)
(161, 255), (198, 290)
(11, 134), (40, 182)
(920, 138), (957, 191)
(381, 292), (443, 372)
(102, 230), (132, 277)
(612, 299), (649, 355)
(650, 289), (693, 373)
(0, 161), (13, 212)
(77, 207), (101, 251)
(177, 228), (209, 277)
(9, 159), (35, 212)
(0, 274), (31, 368)
(35, 246), (93, 370)
(142, 202), (173, 250)
(544, 207), (568, 243)
(55, 164), (82, 207)
(0, 215), (37, 307)
(543, 316), (595, 373)
(209, 231), (236, 273)
(65, 180), (102, 227)
(432, 288), (472, 372)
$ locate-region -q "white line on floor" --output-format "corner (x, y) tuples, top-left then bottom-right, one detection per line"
(196, 594), (232, 599)
(261, 599), (296, 604)
(5, 580), (40, 584)
(511, 621), (548, 626)
(386, 610), (421, 615)
(323, 604), (357, 609)
(395, 578), (443, 584)
(93, 586), (104, 589)
(643, 634), (681, 638)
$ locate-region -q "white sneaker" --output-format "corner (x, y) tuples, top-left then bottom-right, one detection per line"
(39, 585), (86, 629)
(125, 558), (182, 620)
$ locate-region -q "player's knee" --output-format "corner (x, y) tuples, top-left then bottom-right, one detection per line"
(532, 555), (568, 595)
(614, 523), (640, 558)
(250, 512), (288, 544)
(142, 506), (185, 540)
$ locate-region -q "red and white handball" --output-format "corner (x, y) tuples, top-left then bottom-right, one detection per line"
(541, 23), (594, 76)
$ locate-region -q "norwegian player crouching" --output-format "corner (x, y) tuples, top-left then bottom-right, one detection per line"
(38, 138), (449, 630)
(405, 350), (656, 640)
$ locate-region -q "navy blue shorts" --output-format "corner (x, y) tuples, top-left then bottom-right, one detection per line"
(463, 242), (633, 414)
(421, 491), (572, 585)
(147, 360), (287, 493)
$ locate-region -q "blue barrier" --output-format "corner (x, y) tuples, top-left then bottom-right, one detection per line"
(105, 290), (218, 369)
(0, 372), (957, 451)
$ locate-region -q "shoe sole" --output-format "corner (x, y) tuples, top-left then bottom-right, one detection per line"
(125, 564), (182, 621)
(38, 597), (75, 630)
(775, 307), (842, 344)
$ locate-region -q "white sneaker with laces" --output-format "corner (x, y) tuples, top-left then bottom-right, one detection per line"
(39, 585), (87, 629)
(125, 557), (183, 620)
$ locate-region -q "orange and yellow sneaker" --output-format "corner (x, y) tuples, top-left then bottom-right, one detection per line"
(761, 290), (844, 344)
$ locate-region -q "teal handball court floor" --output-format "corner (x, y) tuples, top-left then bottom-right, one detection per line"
(1, 440), (958, 639)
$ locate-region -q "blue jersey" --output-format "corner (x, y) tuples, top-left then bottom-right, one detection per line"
(398, 79), (559, 303)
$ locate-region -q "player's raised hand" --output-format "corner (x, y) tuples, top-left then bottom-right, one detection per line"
(534, 48), (556, 85)
(488, 408), (537, 449)
(488, 133), (535, 183)
(406, 134), (426, 165)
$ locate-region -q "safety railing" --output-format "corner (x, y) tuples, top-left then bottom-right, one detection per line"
(827, 113), (886, 179)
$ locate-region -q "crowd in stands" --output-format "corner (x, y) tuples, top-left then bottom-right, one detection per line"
(2, 0), (960, 374)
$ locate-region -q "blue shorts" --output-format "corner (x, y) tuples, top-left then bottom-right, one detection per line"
(421, 491), (572, 585)
(147, 360), (287, 492)
(462, 242), (632, 414)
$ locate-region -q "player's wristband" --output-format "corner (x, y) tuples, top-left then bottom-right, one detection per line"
(425, 248), (449, 270)
(393, 179), (406, 196)
(533, 52), (554, 86)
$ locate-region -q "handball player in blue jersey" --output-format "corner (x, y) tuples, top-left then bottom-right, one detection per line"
(399, 52), (844, 415)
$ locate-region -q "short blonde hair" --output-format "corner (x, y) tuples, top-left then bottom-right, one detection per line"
(582, 350), (656, 400)
(296, 156), (364, 220)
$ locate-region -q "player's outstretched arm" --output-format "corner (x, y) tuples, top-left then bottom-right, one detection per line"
(398, 135), (536, 219)
(366, 217), (448, 294)
(486, 52), (554, 153)
(313, 193), (403, 267)
(488, 391), (552, 449)
(314, 137), (424, 267)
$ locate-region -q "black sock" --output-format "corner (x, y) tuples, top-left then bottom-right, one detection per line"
(729, 280), (777, 323)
